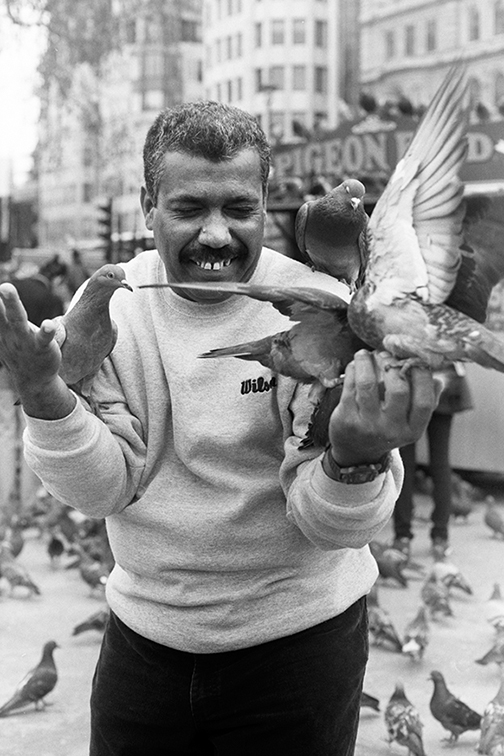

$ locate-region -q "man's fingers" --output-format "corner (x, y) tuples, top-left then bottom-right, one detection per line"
(407, 367), (441, 434)
(0, 283), (29, 324)
(37, 320), (57, 347)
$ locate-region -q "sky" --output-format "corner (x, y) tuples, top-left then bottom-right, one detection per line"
(0, 10), (45, 188)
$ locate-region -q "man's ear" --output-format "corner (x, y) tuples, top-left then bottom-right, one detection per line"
(140, 186), (155, 230)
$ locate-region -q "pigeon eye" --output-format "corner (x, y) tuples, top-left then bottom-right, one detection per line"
(106, 272), (114, 279)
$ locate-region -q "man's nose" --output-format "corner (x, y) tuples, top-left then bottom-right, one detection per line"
(198, 213), (232, 248)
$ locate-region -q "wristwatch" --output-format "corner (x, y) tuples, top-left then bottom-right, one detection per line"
(323, 447), (391, 484)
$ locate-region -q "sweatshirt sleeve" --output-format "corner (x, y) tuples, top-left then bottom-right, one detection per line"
(279, 381), (404, 550)
(23, 394), (147, 519)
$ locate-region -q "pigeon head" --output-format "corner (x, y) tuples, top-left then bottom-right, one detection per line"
(341, 179), (366, 210)
(92, 264), (133, 292)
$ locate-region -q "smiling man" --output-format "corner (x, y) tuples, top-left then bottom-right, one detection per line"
(0, 101), (439, 756)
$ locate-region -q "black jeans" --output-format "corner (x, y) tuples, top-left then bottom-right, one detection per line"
(394, 412), (453, 542)
(89, 598), (368, 756)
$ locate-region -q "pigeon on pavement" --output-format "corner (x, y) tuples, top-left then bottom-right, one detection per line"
(367, 583), (403, 652)
(385, 682), (426, 756)
(484, 497), (504, 539)
(0, 640), (59, 716)
(402, 605), (430, 662)
(478, 674), (504, 755)
(421, 574), (453, 619)
(0, 543), (40, 596)
(486, 584), (504, 632)
(429, 669), (482, 743)
(294, 178), (369, 289)
(429, 557), (473, 595)
(72, 607), (110, 636)
(476, 629), (504, 667)
(369, 540), (408, 588)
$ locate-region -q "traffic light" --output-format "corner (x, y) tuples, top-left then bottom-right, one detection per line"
(97, 197), (113, 261)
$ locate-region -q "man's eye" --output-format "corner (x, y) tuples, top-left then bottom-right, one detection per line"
(227, 206), (254, 217)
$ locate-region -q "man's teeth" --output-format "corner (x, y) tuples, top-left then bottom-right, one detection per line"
(195, 259), (232, 270)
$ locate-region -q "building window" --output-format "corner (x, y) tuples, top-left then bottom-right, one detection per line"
(468, 7), (480, 40)
(426, 19), (437, 51)
(227, 0), (232, 14)
(181, 19), (201, 42)
(271, 19), (285, 45)
(255, 22), (262, 47)
(236, 76), (243, 100)
(495, 0), (504, 33)
(468, 76), (482, 107)
(217, 82), (222, 101)
(269, 66), (285, 90)
(270, 111), (284, 141)
(315, 19), (327, 48)
(83, 183), (94, 203)
(125, 19), (136, 44)
(143, 51), (164, 77)
(226, 35), (232, 59)
(384, 29), (395, 60)
(314, 66), (328, 94)
(404, 24), (415, 56)
(236, 32), (242, 57)
(293, 18), (306, 43)
(292, 65), (306, 90)
(255, 68), (263, 92)
(227, 79), (233, 102)
(216, 38), (222, 63)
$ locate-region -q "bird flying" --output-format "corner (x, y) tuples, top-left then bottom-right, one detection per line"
(294, 178), (368, 288)
(0, 640), (59, 716)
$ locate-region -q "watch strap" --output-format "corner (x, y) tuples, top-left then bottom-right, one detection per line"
(323, 447), (391, 484)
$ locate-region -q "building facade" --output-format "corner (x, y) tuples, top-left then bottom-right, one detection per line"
(203, 0), (351, 144)
(360, 0), (504, 117)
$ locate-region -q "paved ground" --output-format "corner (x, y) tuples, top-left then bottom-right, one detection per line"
(0, 487), (503, 756)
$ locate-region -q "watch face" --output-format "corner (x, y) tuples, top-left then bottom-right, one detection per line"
(340, 468), (380, 484)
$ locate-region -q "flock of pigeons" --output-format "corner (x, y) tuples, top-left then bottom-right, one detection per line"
(0, 487), (112, 718)
(360, 480), (504, 755)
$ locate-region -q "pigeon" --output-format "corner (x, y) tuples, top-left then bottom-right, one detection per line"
(360, 691), (380, 712)
(429, 669), (482, 743)
(0, 544), (41, 596)
(486, 584), (504, 632)
(72, 607), (110, 636)
(346, 63), (504, 375)
(43, 264), (132, 400)
(0, 640), (59, 716)
(294, 178), (369, 289)
(78, 551), (110, 595)
(484, 497), (504, 539)
(369, 540), (408, 588)
(420, 574), (453, 619)
(402, 605), (430, 661)
(476, 629), (504, 667)
(367, 582), (403, 652)
(478, 675), (504, 755)
(47, 531), (65, 567)
(429, 557), (473, 595)
(385, 682), (426, 756)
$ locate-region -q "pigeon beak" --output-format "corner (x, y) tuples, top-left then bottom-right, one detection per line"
(350, 197), (362, 210)
(121, 280), (134, 292)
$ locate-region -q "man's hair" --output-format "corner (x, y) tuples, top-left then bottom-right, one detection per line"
(143, 101), (271, 205)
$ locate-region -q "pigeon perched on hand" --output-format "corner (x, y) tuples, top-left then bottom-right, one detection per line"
(478, 675), (504, 755)
(294, 178), (369, 289)
(385, 682), (426, 756)
(49, 264), (132, 400)
(0, 640), (59, 716)
(484, 497), (504, 539)
(402, 605), (430, 662)
(429, 669), (482, 744)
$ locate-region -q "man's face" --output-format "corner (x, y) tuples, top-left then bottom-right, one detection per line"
(141, 148), (267, 303)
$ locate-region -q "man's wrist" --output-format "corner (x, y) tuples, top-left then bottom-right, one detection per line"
(18, 376), (77, 420)
(322, 446), (391, 484)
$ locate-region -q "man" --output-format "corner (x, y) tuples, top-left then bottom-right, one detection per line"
(0, 102), (439, 756)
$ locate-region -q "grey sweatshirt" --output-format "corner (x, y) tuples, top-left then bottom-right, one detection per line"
(24, 248), (402, 653)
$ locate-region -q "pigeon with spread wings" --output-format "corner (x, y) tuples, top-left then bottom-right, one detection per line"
(140, 64), (504, 444)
